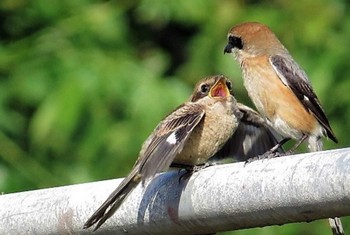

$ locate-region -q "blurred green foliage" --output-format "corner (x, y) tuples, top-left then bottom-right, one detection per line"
(0, 0), (349, 234)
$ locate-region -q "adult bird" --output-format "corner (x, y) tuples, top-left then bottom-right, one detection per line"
(224, 22), (342, 235)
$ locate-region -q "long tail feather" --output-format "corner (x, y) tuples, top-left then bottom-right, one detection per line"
(84, 167), (141, 230)
(308, 136), (345, 235)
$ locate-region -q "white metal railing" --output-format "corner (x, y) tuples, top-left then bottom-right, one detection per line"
(0, 148), (349, 234)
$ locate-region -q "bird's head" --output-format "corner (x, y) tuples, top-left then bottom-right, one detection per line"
(224, 22), (285, 60)
(191, 75), (233, 102)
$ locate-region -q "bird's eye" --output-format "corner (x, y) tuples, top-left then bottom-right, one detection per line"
(200, 84), (209, 93)
(229, 36), (243, 50)
(226, 80), (232, 90)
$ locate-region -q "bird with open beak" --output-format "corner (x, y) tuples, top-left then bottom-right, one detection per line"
(84, 75), (282, 231)
(224, 22), (343, 235)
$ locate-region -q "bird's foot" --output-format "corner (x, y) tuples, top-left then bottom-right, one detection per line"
(178, 162), (215, 183)
(245, 149), (295, 165)
(192, 162), (215, 172)
(245, 151), (281, 165)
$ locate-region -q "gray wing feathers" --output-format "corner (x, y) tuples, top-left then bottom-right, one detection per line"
(84, 104), (205, 230)
(214, 103), (283, 161)
(139, 105), (205, 184)
(270, 55), (337, 142)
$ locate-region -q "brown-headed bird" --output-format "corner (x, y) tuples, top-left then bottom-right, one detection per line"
(84, 75), (282, 231)
(224, 22), (343, 235)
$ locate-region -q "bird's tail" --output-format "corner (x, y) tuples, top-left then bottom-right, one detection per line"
(329, 218), (345, 235)
(307, 135), (323, 152)
(83, 167), (141, 231)
(308, 136), (345, 235)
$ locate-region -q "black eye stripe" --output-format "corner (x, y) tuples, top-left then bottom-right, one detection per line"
(229, 35), (243, 49)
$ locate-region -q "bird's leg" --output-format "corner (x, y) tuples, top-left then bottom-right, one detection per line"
(176, 162), (216, 183)
(193, 162), (216, 172)
(245, 135), (309, 165)
(171, 162), (215, 172)
(284, 134), (308, 155)
(263, 137), (291, 156)
(245, 138), (291, 164)
(171, 162), (195, 171)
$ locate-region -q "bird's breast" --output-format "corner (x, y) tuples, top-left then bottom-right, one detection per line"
(241, 56), (318, 139)
(174, 100), (238, 165)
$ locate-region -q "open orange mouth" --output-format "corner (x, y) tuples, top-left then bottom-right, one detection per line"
(210, 78), (230, 98)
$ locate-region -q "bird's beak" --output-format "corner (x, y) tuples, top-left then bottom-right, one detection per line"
(224, 42), (233, 54)
(210, 77), (230, 98)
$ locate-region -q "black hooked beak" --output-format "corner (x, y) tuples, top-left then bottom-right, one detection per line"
(224, 36), (243, 54)
(224, 43), (233, 54)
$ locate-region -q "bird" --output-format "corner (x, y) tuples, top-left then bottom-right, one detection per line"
(83, 74), (283, 231)
(224, 22), (343, 235)
(83, 75), (237, 230)
(223, 22), (338, 154)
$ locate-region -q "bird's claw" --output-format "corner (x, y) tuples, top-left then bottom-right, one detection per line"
(193, 162), (215, 172)
(178, 162), (215, 183)
(244, 151), (282, 165)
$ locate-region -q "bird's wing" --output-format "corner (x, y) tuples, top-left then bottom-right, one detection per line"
(270, 54), (337, 142)
(137, 103), (205, 184)
(84, 103), (205, 230)
(214, 103), (284, 161)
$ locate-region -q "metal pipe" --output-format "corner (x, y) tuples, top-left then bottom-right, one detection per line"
(0, 148), (349, 234)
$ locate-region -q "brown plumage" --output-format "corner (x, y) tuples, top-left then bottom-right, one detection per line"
(224, 22), (342, 235)
(84, 75), (284, 231)
(84, 75), (239, 230)
(224, 22), (337, 151)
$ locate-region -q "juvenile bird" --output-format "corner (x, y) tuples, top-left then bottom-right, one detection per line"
(83, 75), (235, 230)
(224, 22), (342, 235)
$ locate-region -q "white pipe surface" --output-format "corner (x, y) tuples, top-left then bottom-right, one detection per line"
(0, 148), (349, 234)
